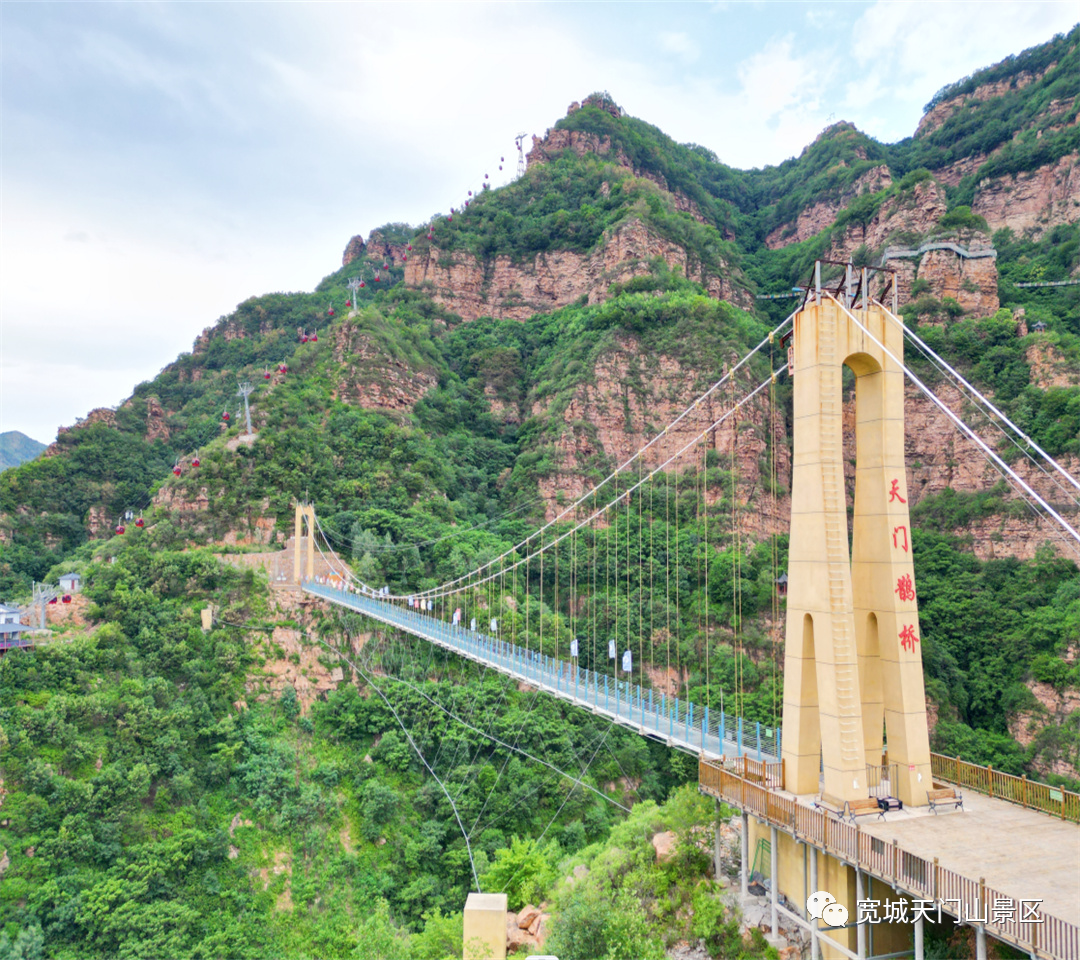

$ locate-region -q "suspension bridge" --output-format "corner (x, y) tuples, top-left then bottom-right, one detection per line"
(290, 261), (1079, 960)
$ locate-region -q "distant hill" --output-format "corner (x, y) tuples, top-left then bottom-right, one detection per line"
(0, 430), (45, 471)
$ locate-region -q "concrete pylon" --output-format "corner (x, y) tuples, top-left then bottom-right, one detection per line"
(781, 282), (932, 806)
(293, 503), (316, 584)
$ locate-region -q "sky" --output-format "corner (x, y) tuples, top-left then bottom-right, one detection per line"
(2, 1), (1077, 444)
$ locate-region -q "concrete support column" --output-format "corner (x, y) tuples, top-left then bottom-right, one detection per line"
(770, 825), (778, 937)
(975, 924), (987, 960)
(914, 913), (924, 960)
(809, 846), (820, 960)
(740, 812), (749, 897)
(713, 800), (723, 881)
(856, 867), (866, 959)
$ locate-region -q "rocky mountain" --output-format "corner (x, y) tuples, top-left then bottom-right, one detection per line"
(2, 31), (1078, 775)
(0, 431), (45, 472)
(0, 29), (1078, 960)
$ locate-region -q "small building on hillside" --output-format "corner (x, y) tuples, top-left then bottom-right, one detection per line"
(59, 572), (82, 593)
(0, 604), (31, 652)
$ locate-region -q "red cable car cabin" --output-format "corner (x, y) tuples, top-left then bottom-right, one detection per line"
(135, 517), (145, 528)
(359, 279), (366, 287)
(62, 595), (72, 604)
(278, 362), (288, 373)
(48, 597), (57, 605)
(327, 307), (334, 316)
(116, 524), (126, 534)
(192, 456), (200, 467)
(310, 331), (318, 342)
(406, 244), (412, 251)
(264, 369), (272, 380)
(173, 466), (181, 477)
(223, 411), (231, 421)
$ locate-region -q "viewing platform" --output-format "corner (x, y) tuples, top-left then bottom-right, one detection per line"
(700, 755), (1080, 960)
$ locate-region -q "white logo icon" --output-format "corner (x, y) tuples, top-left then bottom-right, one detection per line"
(807, 890), (848, 926)
(822, 902), (849, 926)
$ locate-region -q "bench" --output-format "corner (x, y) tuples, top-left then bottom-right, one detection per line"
(814, 793), (847, 819)
(926, 786), (964, 814)
(844, 798), (885, 823)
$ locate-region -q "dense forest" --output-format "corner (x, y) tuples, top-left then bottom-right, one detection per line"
(1, 25), (1078, 960)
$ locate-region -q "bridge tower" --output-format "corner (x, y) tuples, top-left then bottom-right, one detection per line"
(293, 502), (316, 584)
(781, 264), (932, 806)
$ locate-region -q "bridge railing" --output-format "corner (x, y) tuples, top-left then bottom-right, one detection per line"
(930, 753), (1080, 823)
(303, 582), (782, 760)
(700, 758), (1079, 960)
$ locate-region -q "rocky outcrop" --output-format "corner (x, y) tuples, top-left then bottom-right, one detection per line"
(890, 381), (1079, 560)
(244, 588), (358, 712)
(972, 152), (1080, 237)
(907, 247), (999, 315)
(364, 229), (411, 268)
(916, 70), (1049, 138)
(527, 128), (631, 170)
(342, 234), (365, 266)
(766, 165), (894, 249)
(505, 904), (550, 954)
(1009, 680), (1080, 781)
(145, 396), (170, 442)
(330, 319), (438, 411)
(43, 408), (118, 458)
(531, 336), (790, 534)
(1026, 338), (1077, 389)
(405, 218), (748, 323)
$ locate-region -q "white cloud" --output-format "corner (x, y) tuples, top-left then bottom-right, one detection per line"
(3, 1), (1074, 442)
(848, 0), (1079, 139)
(661, 32), (701, 64)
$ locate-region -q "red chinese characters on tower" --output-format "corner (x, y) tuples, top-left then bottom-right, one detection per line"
(892, 525), (909, 552)
(888, 479), (907, 504)
(899, 624), (919, 653)
(895, 574), (916, 602)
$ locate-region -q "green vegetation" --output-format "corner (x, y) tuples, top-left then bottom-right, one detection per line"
(914, 533), (1080, 784)
(1, 28), (1079, 957)
(0, 432), (46, 473)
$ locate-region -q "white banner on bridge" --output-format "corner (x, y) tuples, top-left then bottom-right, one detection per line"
(470, 617), (477, 632)
(570, 639), (579, 658)
(622, 650), (632, 673)
(608, 639), (616, 660)
(490, 618), (498, 634)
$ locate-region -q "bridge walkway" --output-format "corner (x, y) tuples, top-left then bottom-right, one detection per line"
(303, 581), (779, 763)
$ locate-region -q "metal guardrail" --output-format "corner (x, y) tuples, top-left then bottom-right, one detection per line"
(699, 759), (1079, 960)
(1014, 279), (1080, 288)
(930, 753), (1080, 823)
(303, 581), (781, 762)
(882, 242), (997, 262)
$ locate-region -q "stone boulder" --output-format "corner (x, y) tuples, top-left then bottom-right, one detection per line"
(516, 904), (541, 930)
(651, 830), (677, 862)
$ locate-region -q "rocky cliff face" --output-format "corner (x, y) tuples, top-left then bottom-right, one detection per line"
(42, 408), (119, 458)
(404, 217), (748, 323)
(329, 318), (437, 411)
(915, 70), (1049, 137)
(884, 246), (1000, 316)
(1009, 679), (1080, 780)
(527, 334), (1076, 560)
(528, 335), (790, 535)
(972, 151), (1080, 236)
(765, 164), (894, 248)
